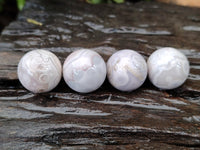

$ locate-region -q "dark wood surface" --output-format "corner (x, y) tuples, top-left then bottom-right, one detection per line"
(0, 0), (200, 149)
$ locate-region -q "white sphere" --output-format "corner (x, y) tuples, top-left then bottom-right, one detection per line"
(107, 49), (148, 91)
(63, 49), (107, 93)
(147, 47), (190, 90)
(18, 49), (62, 93)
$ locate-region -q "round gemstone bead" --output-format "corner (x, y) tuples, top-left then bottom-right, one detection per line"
(17, 49), (62, 93)
(107, 49), (148, 91)
(147, 47), (190, 90)
(63, 49), (107, 93)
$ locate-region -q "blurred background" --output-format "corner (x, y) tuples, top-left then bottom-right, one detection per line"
(0, 0), (200, 33)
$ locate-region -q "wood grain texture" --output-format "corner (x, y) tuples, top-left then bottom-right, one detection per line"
(0, 0), (200, 149)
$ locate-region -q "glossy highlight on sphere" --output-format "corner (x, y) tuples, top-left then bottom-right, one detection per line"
(107, 49), (148, 91)
(147, 47), (190, 90)
(18, 49), (62, 93)
(63, 49), (107, 93)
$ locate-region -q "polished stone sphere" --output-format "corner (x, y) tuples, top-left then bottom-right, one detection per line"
(18, 49), (62, 93)
(63, 49), (107, 93)
(107, 49), (148, 91)
(147, 47), (190, 90)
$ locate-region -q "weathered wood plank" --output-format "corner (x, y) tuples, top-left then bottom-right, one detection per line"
(0, 52), (23, 80)
(0, 0), (200, 149)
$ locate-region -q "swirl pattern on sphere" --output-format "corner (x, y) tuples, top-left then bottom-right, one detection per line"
(107, 49), (147, 91)
(63, 49), (107, 93)
(18, 49), (62, 93)
(147, 47), (190, 89)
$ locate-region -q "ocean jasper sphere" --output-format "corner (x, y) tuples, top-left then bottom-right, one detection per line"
(18, 49), (62, 93)
(147, 47), (190, 90)
(63, 49), (107, 93)
(107, 49), (148, 91)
